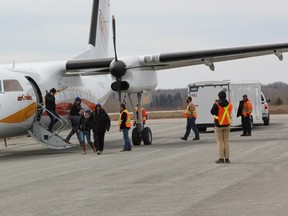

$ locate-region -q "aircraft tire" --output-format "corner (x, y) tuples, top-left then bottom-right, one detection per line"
(132, 128), (141, 145)
(143, 127), (152, 145)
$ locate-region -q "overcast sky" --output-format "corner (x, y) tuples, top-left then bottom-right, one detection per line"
(1, 0), (288, 89)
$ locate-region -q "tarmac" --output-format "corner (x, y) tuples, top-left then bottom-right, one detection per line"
(1, 115), (288, 216)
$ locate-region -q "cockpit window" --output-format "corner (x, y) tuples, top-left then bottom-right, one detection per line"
(3, 79), (23, 92)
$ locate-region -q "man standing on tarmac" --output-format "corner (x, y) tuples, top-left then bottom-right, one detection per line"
(211, 91), (233, 164)
(181, 96), (200, 141)
(237, 94), (253, 136)
(119, 103), (132, 151)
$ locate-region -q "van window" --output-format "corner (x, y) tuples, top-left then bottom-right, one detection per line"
(0, 81), (2, 92)
(3, 79), (23, 92)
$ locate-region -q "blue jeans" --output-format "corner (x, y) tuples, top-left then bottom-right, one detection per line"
(65, 125), (81, 142)
(122, 128), (132, 150)
(78, 131), (92, 145)
(184, 117), (200, 139)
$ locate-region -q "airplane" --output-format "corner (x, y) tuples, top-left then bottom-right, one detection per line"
(1, 0), (288, 149)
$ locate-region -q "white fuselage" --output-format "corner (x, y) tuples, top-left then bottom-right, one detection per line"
(0, 61), (112, 138)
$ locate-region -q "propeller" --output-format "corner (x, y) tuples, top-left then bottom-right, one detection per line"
(109, 15), (127, 103)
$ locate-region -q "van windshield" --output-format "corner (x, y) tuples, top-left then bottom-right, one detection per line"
(3, 79), (23, 92)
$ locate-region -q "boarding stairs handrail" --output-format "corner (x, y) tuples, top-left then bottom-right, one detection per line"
(36, 103), (69, 135)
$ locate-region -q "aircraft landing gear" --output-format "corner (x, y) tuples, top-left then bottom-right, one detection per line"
(132, 125), (152, 145)
(128, 93), (153, 146)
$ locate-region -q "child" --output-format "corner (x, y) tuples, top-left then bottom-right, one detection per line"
(78, 109), (96, 154)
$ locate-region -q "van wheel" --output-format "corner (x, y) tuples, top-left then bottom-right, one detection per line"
(143, 127), (152, 145)
(132, 128), (141, 145)
(263, 114), (270, 125)
(197, 127), (207, 132)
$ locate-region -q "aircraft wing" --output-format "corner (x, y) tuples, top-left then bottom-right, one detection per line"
(65, 43), (288, 73)
(150, 43), (288, 71)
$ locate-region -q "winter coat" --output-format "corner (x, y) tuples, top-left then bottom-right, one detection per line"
(45, 92), (56, 110)
(89, 109), (111, 133)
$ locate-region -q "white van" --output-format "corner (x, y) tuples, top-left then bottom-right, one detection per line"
(187, 80), (270, 131)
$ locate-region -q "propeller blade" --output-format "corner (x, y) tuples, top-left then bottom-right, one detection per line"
(112, 15), (118, 62)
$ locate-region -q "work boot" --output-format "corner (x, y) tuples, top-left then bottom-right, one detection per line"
(215, 158), (225, 164)
(225, 159), (231, 163)
(82, 144), (86, 155)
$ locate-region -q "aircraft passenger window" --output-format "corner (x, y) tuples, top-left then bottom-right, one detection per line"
(3, 79), (23, 92)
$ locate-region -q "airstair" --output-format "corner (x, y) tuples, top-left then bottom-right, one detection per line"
(28, 104), (72, 149)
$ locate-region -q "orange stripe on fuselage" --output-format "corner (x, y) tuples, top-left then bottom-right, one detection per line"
(0, 102), (37, 123)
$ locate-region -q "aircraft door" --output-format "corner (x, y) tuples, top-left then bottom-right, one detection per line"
(25, 76), (43, 121)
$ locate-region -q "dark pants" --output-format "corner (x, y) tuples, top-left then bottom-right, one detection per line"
(241, 116), (252, 135)
(65, 124), (81, 142)
(93, 132), (105, 152)
(47, 109), (60, 130)
(184, 117), (200, 139)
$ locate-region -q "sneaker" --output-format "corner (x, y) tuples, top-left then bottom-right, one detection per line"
(215, 158), (225, 164)
(193, 137), (200, 141)
(180, 137), (187, 141)
(225, 159), (231, 163)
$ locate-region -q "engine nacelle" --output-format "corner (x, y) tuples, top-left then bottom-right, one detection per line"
(111, 56), (158, 93)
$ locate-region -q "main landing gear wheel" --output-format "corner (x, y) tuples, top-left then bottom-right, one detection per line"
(131, 127), (152, 145)
(142, 127), (152, 145)
(132, 128), (141, 145)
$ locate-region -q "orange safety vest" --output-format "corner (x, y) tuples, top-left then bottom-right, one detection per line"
(183, 103), (197, 118)
(242, 99), (253, 117)
(119, 109), (131, 128)
(214, 102), (233, 125)
(135, 107), (147, 123)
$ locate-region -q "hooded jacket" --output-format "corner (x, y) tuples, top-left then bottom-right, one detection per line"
(211, 99), (231, 127)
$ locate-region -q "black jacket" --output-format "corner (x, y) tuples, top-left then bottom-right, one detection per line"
(237, 100), (244, 117)
(78, 115), (91, 132)
(89, 109), (111, 133)
(70, 103), (82, 115)
(120, 111), (130, 129)
(45, 92), (56, 110)
(210, 99), (230, 127)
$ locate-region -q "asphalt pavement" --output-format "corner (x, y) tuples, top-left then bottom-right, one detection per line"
(1, 115), (288, 216)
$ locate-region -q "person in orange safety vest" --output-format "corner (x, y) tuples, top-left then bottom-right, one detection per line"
(180, 96), (200, 141)
(211, 91), (233, 164)
(134, 104), (147, 126)
(119, 103), (132, 152)
(237, 94), (253, 136)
